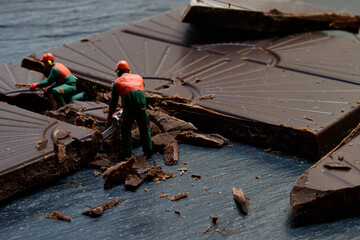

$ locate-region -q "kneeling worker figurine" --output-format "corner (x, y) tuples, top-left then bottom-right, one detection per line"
(107, 60), (153, 159)
(29, 52), (84, 108)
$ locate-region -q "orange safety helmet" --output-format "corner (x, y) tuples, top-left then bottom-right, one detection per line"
(40, 53), (54, 62)
(116, 60), (130, 71)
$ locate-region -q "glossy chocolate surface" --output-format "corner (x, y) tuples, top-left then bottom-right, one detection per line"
(0, 63), (51, 112)
(0, 102), (93, 174)
(24, 8), (360, 159)
(0, 102), (95, 202)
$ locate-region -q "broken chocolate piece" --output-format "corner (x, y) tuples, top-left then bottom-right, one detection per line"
(171, 192), (189, 201)
(132, 155), (147, 170)
(148, 109), (197, 132)
(46, 211), (71, 222)
(82, 197), (121, 217)
(176, 131), (227, 148)
(232, 188), (250, 215)
(291, 127), (360, 225)
(210, 215), (218, 224)
(181, 0), (360, 33)
(203, 225), (212, 233)
(323, 162), (351, 170)
(0, 102), (97, 204)
(163, 141), (179, 166)
(141, 166), (175, 182)
(45, 101), (108, 131)
(103, 157), (136, 189)
(125, 173), (144, 188)
(159, 193), (169, 198)
(151, 131), (180, 150)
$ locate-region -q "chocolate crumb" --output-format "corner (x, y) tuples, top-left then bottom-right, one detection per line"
(46, 211), (71, 222)
(171, 192), (189, 201)
(203, 225), (212, 233)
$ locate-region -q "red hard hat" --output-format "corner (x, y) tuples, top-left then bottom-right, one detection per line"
(116, 60), (130, 71)
(40, 53), (54, 62)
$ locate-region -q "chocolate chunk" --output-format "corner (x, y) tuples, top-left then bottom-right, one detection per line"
(125, 173), (144, 188)
(0, 102), (97, 204)
(232, 188), (250, 215)
(151, 131), (180, 150)
(203, 225), (212, 233)
(103, 157), (136, 189)
(171, 192), (189, 201)
(291, 126), (360, 225)
(142, 166), (175, 182)
(163, 141), (179, 166)
(132, 155), (147, 170)
(147, 109), (197, 132)
(46, 211), (71, 222)
(181, 0), (360, 33)
(82, 197), (121, 218)
(323, 162), (351, 170)
(210, 215), (218, 224)
(45, 101), (108, 131)
(176, 131), (227, 148)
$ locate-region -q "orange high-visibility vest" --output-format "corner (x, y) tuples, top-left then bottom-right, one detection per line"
(54, 63), (71, 84)
(114, 74), (145, 96)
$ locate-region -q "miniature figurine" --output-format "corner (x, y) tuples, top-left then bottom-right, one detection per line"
(29, 52), (85, 108)
(107, 60), (152, 160)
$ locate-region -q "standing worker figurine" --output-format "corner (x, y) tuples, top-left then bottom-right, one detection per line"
(29, 52), (85, 108)
(107, 60), (152, 160)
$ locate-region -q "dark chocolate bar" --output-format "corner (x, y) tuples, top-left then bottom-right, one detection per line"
(0, 102), (97, 204)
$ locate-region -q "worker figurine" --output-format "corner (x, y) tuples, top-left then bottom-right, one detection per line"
(107, 60), (153, 160)
(29, 52), (84, 108)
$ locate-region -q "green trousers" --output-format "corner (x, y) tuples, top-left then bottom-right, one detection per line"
(120, 107), (152, 158)
(52, 84), (84, 107)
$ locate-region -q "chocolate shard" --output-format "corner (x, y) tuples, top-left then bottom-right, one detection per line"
(176, 131), (227, 148)
(103, 157), (136, 189)
(125, 173), (144, 188)
(151, 131), (180, 150)
(323, 162), (351, 170)
(141, 166), (175, 182)
(0, 63), (51, 112)
(171, 192), (189, 201)
(0, 102), (97, 204)
(210, 215), (218, 224)
(82, 197), (121, 218)
(45, 101), (108, 131)
(132, 155), (147, 170)
(46, 211), (71, 222)
(147, 109), (197, 132)
(233, 188), (250, 215)
(181, 0), (360, 33)
(291, 125), (360, 225)
(163, 141), (179, 166)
